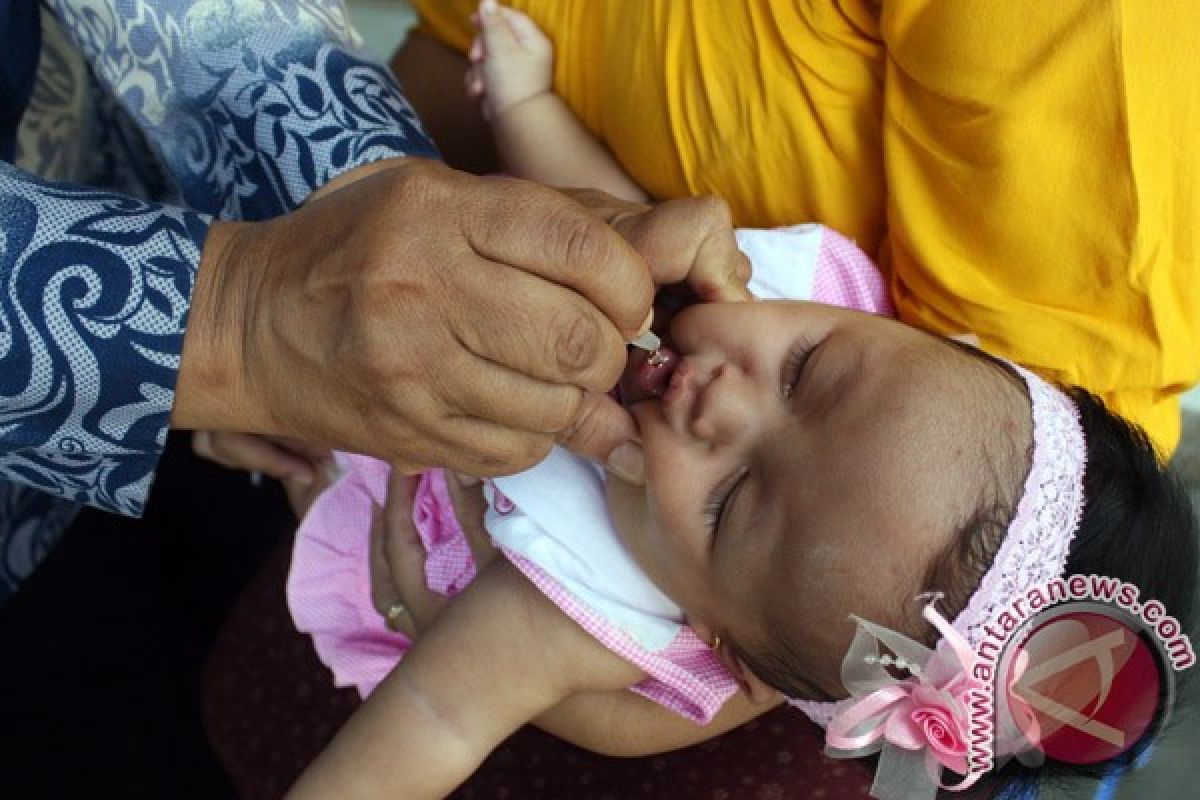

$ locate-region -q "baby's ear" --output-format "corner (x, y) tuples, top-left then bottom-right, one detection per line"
(691, 619), (779, 705)
(717, 644), (779, 705)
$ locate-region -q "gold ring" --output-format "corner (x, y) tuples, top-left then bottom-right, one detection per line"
(385, 599), (409, 632)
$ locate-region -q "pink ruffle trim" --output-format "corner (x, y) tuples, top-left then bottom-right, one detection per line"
(287, 453), (412, 697)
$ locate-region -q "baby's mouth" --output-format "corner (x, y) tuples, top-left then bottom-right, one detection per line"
(617, 345), (681, 406)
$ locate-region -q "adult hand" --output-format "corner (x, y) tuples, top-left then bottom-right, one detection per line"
(174, 159), (748, 482)
(566, 190), (752, 304)
(174, 158), (654, 477)
(368, 470), (497, 638)
(554, 191), (752, 482)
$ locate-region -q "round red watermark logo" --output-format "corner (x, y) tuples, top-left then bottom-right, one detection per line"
(1000, 604), (1168, 765)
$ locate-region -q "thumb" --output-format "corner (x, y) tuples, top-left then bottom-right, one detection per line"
(368, 503), (398, 615)
(556, 390), (645, 485)
(478, 0), (520, 57)
(380, 472), (424, 589)
(612, 197), (752, 302)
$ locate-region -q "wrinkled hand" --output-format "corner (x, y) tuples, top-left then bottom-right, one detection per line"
(558, 192), (752, 481)
(175, 158), (748, 483)
(176, 158), (653, 476)
(369, 470), (498, 638)
(191, 431), (327, 481)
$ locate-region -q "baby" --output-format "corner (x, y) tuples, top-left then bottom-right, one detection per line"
(286, 4), (1198, 799)
(291, 221), (895, 718)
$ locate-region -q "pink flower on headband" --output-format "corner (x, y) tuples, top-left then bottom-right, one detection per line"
(890, 685), (969, 775)
(824, 599), (985, 800)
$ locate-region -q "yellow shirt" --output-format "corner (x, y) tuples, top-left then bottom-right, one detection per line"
(415, 0), (1199, 454)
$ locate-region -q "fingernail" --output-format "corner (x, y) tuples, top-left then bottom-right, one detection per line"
(607, 442), (645, 485)
(481, 0), (497, 15)
(291, 468), (314, 487)
(454, 471), (483, 487)
(638, 308), (654, 336)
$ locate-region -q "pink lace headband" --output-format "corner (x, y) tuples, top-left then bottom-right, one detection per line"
(790, 364), (1088, 797)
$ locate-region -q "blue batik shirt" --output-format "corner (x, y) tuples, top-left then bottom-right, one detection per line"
(0, 0), (437, 602)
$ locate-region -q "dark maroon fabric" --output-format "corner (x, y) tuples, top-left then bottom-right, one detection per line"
(203, 536), (877, 799)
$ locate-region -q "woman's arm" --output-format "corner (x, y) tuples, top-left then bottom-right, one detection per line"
(0, 162), (208, 515)
(289, 559), (645, 800)
(47, 0), (438, 220)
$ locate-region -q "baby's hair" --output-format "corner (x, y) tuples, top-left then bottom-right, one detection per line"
(980, 388), (1198, 798)
(919, 381), (1198, 797)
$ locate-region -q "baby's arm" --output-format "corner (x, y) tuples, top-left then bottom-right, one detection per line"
(468, 1), (649, 202)
(537, 681), (785, 757)
(287, 558), (644, 800)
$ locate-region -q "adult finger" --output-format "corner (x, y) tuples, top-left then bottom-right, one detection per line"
(446, 254), (628, 394)
(556, 390), (644, 484)
(282, 473), (326, 520)
(437, 353), (583, 436)
(609, 196), (753, 302)
(462, 177), (655, 339)
(452, 471), (482, 488)
(192, 430), (316, 484)
(266, 435), (334, 470)
(406, 414), (556, 477)
(562, 190), (751, 301)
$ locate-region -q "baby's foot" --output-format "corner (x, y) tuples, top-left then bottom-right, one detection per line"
(465, 0), (553, 120)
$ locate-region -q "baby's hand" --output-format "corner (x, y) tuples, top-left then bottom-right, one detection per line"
(466, 0), (553, 119)
(369, 470), (497, 637)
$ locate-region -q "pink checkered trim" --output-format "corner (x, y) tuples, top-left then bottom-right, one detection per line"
(503, 551), (738, 724)
(288, 459), (477, 698)
(413, 469), (477, 594)
(810, 227), (894, 315)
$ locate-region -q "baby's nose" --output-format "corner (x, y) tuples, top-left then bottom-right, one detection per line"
(691, 365), (759, 444)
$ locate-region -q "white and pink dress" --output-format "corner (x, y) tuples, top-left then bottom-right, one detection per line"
(287, 224), (892, 724)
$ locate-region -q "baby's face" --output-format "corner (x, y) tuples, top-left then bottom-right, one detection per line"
(607, 301), (1029, 696)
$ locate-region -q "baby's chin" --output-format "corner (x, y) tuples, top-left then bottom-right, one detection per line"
(602, 472), (689, 605)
